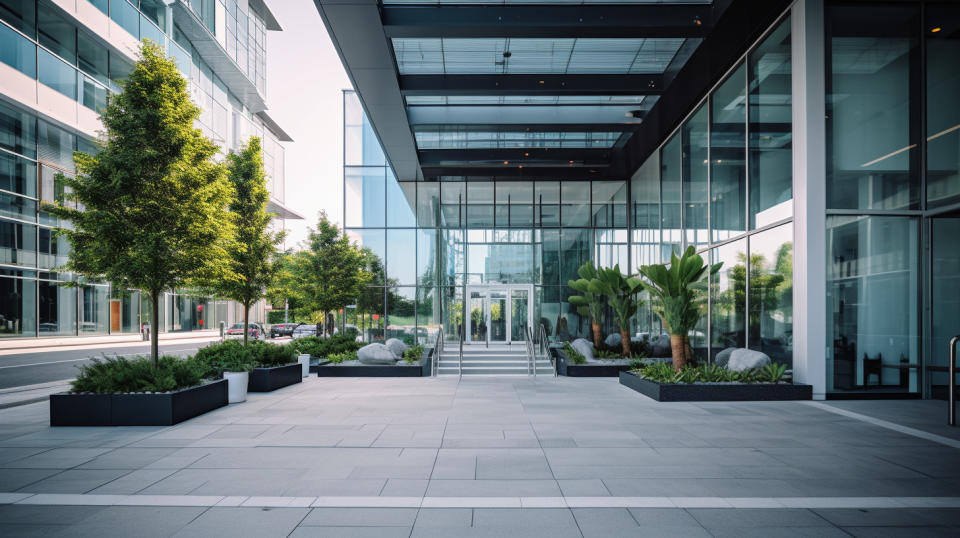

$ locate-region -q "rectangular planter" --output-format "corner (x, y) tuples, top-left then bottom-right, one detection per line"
(555, 349), (630, 377)
(50, 379), (228, 426)
(315, 364), (424, 377)
(618, 371), (812, 402)
(248, 363), (302, 392)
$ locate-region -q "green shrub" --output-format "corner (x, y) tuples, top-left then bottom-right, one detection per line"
(193, 340), (256, 377)
(759, 363), (788, 383)
(247, 341), (297, 367)
(628, 358), (646, 371)
(328, 350), (357, 364)
(402, 345), (424, 364)
(71, 355), (207, 394)
(594, 349), (621, 359)
(293, 334), (361, 358)
(563, 342), (587, 364)
(635, 361), (788, 384)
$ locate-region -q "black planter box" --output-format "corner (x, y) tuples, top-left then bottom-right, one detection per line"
(50, 379), (228, 426)
(248, 363), (302, 392)
(618, 371), (812, 402)
(315, 364), (424, 377)
(555, 351), (630, 377)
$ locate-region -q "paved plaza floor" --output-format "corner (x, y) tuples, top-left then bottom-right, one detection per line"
(1, 375), (959, 536)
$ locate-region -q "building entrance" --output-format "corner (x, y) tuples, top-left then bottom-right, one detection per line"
(465, 285), (533, 345)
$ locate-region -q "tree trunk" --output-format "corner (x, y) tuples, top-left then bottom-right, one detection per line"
(150, 290), (160, 368)
(670, 334), (687, 371)
(685, 336), (693, 366)
(242, 302), (249, 346)
(591, 322), (603, 349)
(620, 329), (631, 358)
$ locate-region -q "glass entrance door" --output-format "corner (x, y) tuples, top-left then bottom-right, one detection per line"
(929, 216), (960, 398)
(465, 285), (532, 344)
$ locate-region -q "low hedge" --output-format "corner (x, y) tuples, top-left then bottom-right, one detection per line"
(193, 340), (298, 377)
(71, 355), (208, 394)
(292, 334), (361, 358)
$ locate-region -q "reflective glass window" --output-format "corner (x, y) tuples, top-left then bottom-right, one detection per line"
(417, 228), (436, 286)
(538, 228), (560, 286)
(683, 105), (709, 247)
(0, 0), (36, 37)
(748, 223), (793, 367)
(416, 286), (440, 344)
(711, 63), (747, 242)
(660, 134), (682, 261)
(594, 228), (627, 270)
(77, 31), (108, 84)
(111, 0), (139, 38)
(79, 284), (109, 334)
(38, 48), (77, 100)
(0, 100), (36, 158)
(440, 181), (464, 228)
(348, 228), (385, 285)
(417, 182), (439, 227)
(387, 229), (416, 285)
(38, 8), (75, 64)
(466, 182), (493, 227)
(827, 5), (919, 210)
(826, 216), (919, 393)
(592, 181), (626, 228)
(38, 226), (68, 269)
(560, 182), (589, 227)
(0, 275), (35, 337)
(0, 218), (36, 267)
(37, 121), (75, 173)
(496, 181), (533, 228)
(140, 13), (164, 47)
(387, 176), (416, 227)
(38, 279), (76, 336)
(108, 53), (133, 92)
(0, 152), (37, 198)
(81, 76), (108, 112)
(559, 228), (590, 285)
(0, 21), (36, 77)
(344, 167), (385, 228)
(926, 5), (960, 209)
(0, 191), (35, 221)
(535, 181), (559, 227)
(710, 238), (746, 357)
(386, 286), (416, 338)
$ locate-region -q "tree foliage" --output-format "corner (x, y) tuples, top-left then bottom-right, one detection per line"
(46, 41), (233, 366)
(567, 262), (607, 348)
(212, 137), (284, 344)
(589, 265), (644, 357)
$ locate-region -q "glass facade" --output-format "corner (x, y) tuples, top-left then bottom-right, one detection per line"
(0, 0), (288, 337)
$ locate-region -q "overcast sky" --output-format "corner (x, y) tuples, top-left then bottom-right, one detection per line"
(266, 1), (352, 249)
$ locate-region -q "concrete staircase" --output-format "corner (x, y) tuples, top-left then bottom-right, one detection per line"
(436, 343), (553, 376)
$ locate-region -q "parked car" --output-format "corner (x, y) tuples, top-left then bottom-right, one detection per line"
(291, 324), (317, 339)
(224, 322), (266, 341)
(270, 323), (302, 338)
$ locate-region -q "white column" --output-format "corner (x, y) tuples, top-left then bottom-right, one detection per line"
(791, 0), (828, 399)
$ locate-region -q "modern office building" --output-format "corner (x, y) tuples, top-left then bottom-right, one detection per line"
(0, 0), (299, 338)
(327, 0), (959, 399)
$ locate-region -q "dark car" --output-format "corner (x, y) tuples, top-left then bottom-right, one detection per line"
(270, 323), (302, 338)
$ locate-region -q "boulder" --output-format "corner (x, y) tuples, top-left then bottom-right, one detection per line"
(726, 348), (771, 372)
(384, 338), (408, 358)
(649, 334), (672, 357)
(570, 338), (595, 362)
(604, 333), (622, 347)
(714, 347), (738, 367)
(357, 343), (398, 365)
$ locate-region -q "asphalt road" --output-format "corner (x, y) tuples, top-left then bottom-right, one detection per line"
(0, 341), (213, 389)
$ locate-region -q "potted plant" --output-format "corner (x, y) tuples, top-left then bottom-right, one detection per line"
(592, 264), (644, 357)
(216, 345), (255, 403)
(638, 246), (721, 371)
(567, 262), (607, 348)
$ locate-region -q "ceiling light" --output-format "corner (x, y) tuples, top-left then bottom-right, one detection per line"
(524, 152), (529, 157)
(503, 161), (509, 165)
(931, 27), (942, 33)
(694, 16), (702, 26)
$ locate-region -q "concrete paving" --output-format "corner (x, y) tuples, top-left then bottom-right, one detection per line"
(0, 375), (958, 536)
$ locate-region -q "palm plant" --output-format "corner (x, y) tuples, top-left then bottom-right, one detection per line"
(591, 265), (644, 357)
(638, 246), (722, 371)
(567, 262), (606, 348)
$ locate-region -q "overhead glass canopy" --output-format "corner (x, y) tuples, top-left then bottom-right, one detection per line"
(405, 95), (657, 106)
(414, 130), (622, 149)
(393, 38), (686, 74)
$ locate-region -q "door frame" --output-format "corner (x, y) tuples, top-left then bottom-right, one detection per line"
(465, 284), (534, 344)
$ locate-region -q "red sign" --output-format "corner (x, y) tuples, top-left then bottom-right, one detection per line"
(199, 319), (204, 326)
(197, 305), (203, 312)
(372, 314), (380, 320)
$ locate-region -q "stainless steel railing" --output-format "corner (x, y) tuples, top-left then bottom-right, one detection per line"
(431, 326), (444, 377)
(950, 335), (959, 426)
(524, 325), (535, 378)
(539, 323), (557, 377)
(458, 322), (464, 378)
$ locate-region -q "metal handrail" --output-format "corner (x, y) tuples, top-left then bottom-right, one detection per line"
(458, 322), (464, 378)
(539, 324), (557, 377)
(431, 326), (444, 377)
(525, 325), (537, 378)
(950, 335), (959, 426)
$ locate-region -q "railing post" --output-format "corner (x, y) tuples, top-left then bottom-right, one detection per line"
(950, 335), (959, 426)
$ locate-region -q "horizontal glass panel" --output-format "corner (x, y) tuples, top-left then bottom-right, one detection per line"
(0, 191), (36, 222)
(0, 151), (37, 198)
(0, 218), (37, 267)
(414, 130), (621, 149)
(0, 22), (36, 78)
(38, 49), (77, 100)
(406, 95), (653, 106)
(0, 0), (37, 38)
(393, 37), (684, 75)
(111, 0), (139, 39)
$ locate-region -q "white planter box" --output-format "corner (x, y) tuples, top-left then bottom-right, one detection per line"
(223, 371), (249, 403)
(298, 354), (310, 378)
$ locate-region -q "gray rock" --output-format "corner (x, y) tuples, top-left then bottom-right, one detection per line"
(714, 347), (738, 367)
(727, 348), (771, 372)
(384, 338), (408, 358)
(649, 334), (672, 357)
(357, 343), (398, 365)
(604, 333), (621, 347)
(570, 338), (595, 362)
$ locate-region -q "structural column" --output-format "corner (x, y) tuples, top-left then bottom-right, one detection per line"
(791, 0), (827, 399)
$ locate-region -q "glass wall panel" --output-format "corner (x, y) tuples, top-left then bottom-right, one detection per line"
(930, 217), (960, 394)
(827, 5), (919, 211)
(0, 191), (35, 221)
(417, 228), (437, 286)
(38, 121), (75, 173)
(631, 150), (660, 284)
(77, 31), (108, 84)
(110, 0), (139, 38)
(417, 182), (439, 227)
(592, 181), (626, 228)
(387, 229), (416, 285)
(120, 289), (140, 333)
(711, 63), (747, 242)
(747, 223), (793, 367)
(0, 0), (37, 37)
(559, 228), (590, 285)
(344, 92), (386, 166)
(38, 279), (76, 336)
(560, 182), (590, 226)
(415, 286), (440, 344)
(826, 216), (919, 393)
(0, 275), (35, 337)
(0, 101), (36, 158)
(660, 134), (682, 261)
(535, 181), (560, 226)
(594, 229), (627, 270)
(440, 228), (464, 286)
(387, 177), (416, 227)
(466, 182), (494, 227)
(386, 286), (416, 343)
(79, 284), (109, 334)
(38, 48), (77, 100)
(0, 218), (35, 266)
(38, 8), (76, 64)
(926, 5), (960, 209)
(466, 241), (534, 285)
(538, 228), (560, 286)
(496, 181), (533, 227)
(37, 226), (67, 270)
(344, 167), (385, 227)
(0, 152), (36, 198)
(347, 228), (385, 285)
(749, 16), (792, 227)
(140, 14), (164, 47)
(710, 238), (747, 357)
(683, 105), (709, 247)
(0, 21), (37, 77)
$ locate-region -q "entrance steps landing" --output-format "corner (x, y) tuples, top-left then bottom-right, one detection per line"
(437, 344), (553, 375)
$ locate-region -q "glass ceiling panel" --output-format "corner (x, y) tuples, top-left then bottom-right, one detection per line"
(405, 95), (655, 106)
(393, 38), (685, 75)
(415, 130), (622, 149)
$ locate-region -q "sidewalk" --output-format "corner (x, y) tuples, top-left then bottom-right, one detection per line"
(0, 330), (221, 352)
(0, 381), (71, 410)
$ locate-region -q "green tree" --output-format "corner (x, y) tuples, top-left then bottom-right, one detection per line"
(567, 262), (607, 348)
(288, 212), (370, 336)
(591, 265), (644, 357)
(47, 41), (233, 366)
(214, 137), (284, 345)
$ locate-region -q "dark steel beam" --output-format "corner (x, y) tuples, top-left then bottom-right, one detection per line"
(400, 74), (664, 96)
(421, 166), (620, 181)
(414, 124), (634, 133)
(382, 5), (712, 39)
(419, 148), (613, 165)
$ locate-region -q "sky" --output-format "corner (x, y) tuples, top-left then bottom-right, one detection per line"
(265, 1), (352, 249)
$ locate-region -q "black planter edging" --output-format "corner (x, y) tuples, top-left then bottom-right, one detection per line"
(618, 371), (812, 402)
(50, 379), (228, 426)
(315, 364), (423, 377)
(555, 349), (630, 377)
(248, 363), (302, 392)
